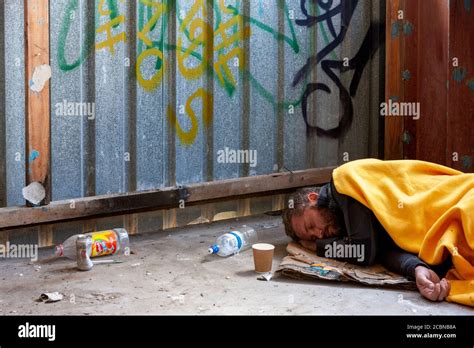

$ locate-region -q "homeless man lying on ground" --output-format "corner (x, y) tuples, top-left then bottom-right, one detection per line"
(282, 159), (474, 306)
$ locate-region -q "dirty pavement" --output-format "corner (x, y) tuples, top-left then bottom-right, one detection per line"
(0, 214), (471, 315)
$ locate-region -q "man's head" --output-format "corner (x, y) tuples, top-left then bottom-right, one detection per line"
(282, 187), (341, 242)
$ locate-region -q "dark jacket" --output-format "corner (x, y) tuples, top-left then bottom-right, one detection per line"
(315, 180), (451, 280)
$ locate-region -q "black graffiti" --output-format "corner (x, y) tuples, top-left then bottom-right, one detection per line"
(296, 0), (341, 38)
(294, 0), (384, 138)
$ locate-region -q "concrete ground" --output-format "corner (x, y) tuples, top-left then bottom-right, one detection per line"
(0, 214), (471, 315)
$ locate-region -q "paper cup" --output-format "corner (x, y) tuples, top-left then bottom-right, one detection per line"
(252, 243), (275, 273)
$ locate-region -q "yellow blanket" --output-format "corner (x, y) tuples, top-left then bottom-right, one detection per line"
(332, 159), (474, 306)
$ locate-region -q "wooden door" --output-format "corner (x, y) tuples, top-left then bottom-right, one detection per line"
(385, 0), (473, 173)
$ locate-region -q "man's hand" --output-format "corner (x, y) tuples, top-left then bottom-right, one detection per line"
(415, 265), (450, 301)
(300, 240), (317, 251)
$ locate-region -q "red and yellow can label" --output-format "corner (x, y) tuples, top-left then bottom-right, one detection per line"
(90, 230), (117, 257)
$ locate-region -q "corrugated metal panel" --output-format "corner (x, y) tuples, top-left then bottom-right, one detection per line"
(249, 2), (278, 176)
(313, 0), (341, 167)
(0, 1), (5, 208)
(51, 0), (89, 200)
(283, 0), (310, 172)
(4, 0), (26, 207)
(0, 0), (384, 208)
(136, 0), (166, 191)
(213, 1), (244, 181)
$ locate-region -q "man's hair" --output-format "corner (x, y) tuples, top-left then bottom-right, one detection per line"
(282, 186), (341, 241)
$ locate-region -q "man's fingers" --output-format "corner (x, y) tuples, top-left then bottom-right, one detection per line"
(417, 273), (434, 289)
(435, 283), (441, 297)
(416, 270), (451, 302)
(425, 289), (438, 301)
(417, 282), (438, 301)
(428, 271), (441, 283)
(422, 283), (441, 302)
(438, 279), (450, 301)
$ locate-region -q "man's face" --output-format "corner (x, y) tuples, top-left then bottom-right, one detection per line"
(291, 208), (330, 241)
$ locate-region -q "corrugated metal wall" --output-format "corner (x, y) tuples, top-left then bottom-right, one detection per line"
(2, 0), (26, 208)
(1, 0), (384, 212)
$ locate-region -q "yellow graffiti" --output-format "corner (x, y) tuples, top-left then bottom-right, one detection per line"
(213, 14), (250, 88)
(94, 0), (251, 95)
(136, 48), (165, 92)
(95, 16), (126, 55)
(98, 0), (112, 16)
(198, 87), (213, 127)
(138, 0), (165, 48)
(70, 0), (256, 146)
(136, 0), (166, 92)
(167, 88), (213, 146)
(177, 0), (211, 80)
(218, 0), (236, 15)
(176, 0), (251, 90)
(171, 0), (250, 145)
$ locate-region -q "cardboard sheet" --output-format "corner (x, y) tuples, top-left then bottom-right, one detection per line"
(276, 242), (417, 289)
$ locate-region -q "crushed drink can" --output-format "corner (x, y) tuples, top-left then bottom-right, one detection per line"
(76, 234), (93, 271)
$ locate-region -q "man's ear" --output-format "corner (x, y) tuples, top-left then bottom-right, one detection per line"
(307, 192), (319, 204)
(327, 224), (340, 238)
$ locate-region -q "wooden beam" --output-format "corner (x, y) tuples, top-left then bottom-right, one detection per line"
(201, 203), (215, 223)
(25, 0), (51, 205)
(272, 194), (285, 212)
(124, 214), (138, 235)
(38, 224), (53, 247)
(0, 230), (8, 246)
(237, 198), (251, 218)
(162, 209), (177, 230)
(82, 219), (97, 234)
(0, 166), (335, 230)
(384, 0), (404, 160)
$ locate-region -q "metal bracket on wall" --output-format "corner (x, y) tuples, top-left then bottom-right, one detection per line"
(401, 131), (412, 145)
(177, 185), (190, 203)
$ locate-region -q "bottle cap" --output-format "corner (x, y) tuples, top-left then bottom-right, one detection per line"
(55, 244), (64, 257)
(208, 245), (219, 254)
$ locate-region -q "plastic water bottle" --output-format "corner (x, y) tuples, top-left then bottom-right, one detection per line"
(208, 226), (258, 257)
(52, 229), (130, 260)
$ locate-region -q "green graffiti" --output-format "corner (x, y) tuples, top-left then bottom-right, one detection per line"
(106, 0), (121, 27)
(58, 0), (124, 71)
(57, 0), (95, 71)
(57, 0), (309, 107)
(137, 0), (167, 72)
(225, 1), (300, 54)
